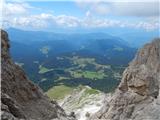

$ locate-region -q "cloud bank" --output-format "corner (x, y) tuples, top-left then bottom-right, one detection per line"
(2, 1), (160, 32)
(76, 0), (160, 17)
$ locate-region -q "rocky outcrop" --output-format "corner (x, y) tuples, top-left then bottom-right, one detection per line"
(90, 38), (160, 120)
(1, 30), (76, 120)
(59, 86), (109, 120)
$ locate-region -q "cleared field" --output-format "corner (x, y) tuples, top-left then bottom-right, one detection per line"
(85, 88), (99, 95)
(56, 76), (71, 81)
(46, 85), (74, 100)
(38, 65), (53, 74)
(70, 70), (107, 80)
(69, 56), (111, 70)
(113, 46), (124, 51)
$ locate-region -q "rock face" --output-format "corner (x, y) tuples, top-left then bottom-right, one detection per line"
(1, 30), (76, 120)
(59, 86), (108, 120)
(90, 38), (160, 120)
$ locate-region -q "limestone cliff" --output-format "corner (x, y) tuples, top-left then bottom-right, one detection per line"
(90, 38), (160, 120)
(1, 30), (76, 120)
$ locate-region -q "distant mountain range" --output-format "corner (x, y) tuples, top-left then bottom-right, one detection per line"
(7, 28), (159, 47)
(7, 28), (136, 66)
(6, 28), (125, 44)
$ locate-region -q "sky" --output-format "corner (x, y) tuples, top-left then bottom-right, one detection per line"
(1, 0), (160, 33)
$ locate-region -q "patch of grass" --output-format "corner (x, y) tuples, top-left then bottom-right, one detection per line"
(38, 65), (53, 74)
(57, 76), (70, 81)
(41, 78), (47, 82)
(73, 86), (100, 108)
(46, 85), (74, 100)
(85, 88), (99, 95)
(70, 70), (107, 80)
(69, 56), (111, 70)
(72, 56), (95, 65)
(113, 46), (124, 51)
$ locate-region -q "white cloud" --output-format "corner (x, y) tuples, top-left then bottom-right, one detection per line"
(4, 15), (48, 29)
(55, 15), (80, 27)
(3, 2), (33, 16)
(82, 19), (119, 28)
(75, 0), (160, 31)
(93, 3), (110, 15)
(76, 0), (160, 17)
(86, 10), (91, 17)
(3, 12), (159, 31)
(2, 1), (159, 31)
(3, 13), (81, 29)
(134, 20), (159, 31)
(112, 2), (159, 17)
(82, 18), (159, 31)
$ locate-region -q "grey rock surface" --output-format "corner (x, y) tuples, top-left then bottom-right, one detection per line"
(1, 30), (76, 120)
(90, 38), (160, 120)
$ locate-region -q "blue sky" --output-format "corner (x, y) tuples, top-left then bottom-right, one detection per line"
(2, 0), (160, 33)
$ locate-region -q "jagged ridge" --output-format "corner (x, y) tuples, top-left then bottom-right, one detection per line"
(90, 38), (160, 120)
(1, 30), (76, 120)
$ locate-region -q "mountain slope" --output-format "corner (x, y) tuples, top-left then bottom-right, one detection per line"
(1, 30), (76, 120)
(90, 38), (160, 120)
